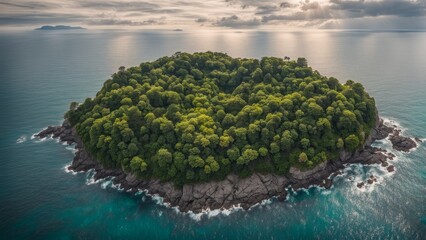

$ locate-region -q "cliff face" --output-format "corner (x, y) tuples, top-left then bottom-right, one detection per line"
(36, 114), (416, 213)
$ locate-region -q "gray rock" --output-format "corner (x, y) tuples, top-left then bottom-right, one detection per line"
(389, 131), (417, 152)
(289, 161), (327, 180)
(387, 165), (395, 172)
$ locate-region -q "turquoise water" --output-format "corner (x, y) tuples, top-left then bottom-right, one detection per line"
(0, 30), (425, 239)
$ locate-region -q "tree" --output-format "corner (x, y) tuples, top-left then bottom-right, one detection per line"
(227, 147), (240, 161)
(300, 138), (310, 149)
(345, 135), (360, 152)
(259, 147), (268, 157)
(130, 156), (148, 174)
(270, 142), (280, 154)
(156, 148), (172, 167)
(120, 97), (133, 106)
(237, 149), (259, 165)
(68, 52), (376, 185)
(299, 152), (308, 163)
(281, 130), (293, 151)
(297, 57), (308, 67)
(220, 134), (234, 148)
(336, 138), (344, 149)
(188, 155), (204, 168)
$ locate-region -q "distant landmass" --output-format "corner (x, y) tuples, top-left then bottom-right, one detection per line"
(35, 25), (85, 30)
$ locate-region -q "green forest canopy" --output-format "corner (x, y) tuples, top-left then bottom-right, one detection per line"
(66, 52), (376, 185)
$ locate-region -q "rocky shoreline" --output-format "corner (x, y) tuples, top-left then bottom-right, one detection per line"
(36, 117), (418, 213)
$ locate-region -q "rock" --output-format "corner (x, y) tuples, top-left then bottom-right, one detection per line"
(372, 121), (393, 140)
(349, 147), (387, 165)
(387, 165), (395, 172)
(381, 161), (389, 167)
(367, 175), (377, 184)
(319, 178), (333, 189)
(357, 182), (364, 188)
(289, 161), (327, 180)
(35, 126), (60, 138)
(415, 137), (422, 143)
(389, 132), (417, 152)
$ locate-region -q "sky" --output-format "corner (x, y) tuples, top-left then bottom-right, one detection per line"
(0, 0), (425, 30)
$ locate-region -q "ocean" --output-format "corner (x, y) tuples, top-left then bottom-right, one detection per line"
(0, 30), (425, 239)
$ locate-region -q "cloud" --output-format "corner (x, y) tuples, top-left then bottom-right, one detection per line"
(77, 1), (159, 11)
(329, 0), (426, 18)
(0, 13), (85, 25)
(215, 15), (261, 28)
(255, 5), (280, 15)
(279, 2), (293, 9)
(301, 2), (320, 11)
(262, 0), (426, 23)
(0, 1), (59, 9)
(195, 17), (208, 23)
(86, 18), (163, 26)
(0, 0), (425, 29)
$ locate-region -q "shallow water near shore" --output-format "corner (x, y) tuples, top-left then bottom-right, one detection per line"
(1, 30), (425, 239)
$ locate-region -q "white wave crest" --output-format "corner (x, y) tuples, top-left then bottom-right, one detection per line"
(381, 117), (407, 134)
(34, 137), (48, 143)
(341, 162), (395, 194)
(16, 136), (27, 143)
(65, 145), (77, 153)
(321, 190), (332, 195)
(185, 204), (243, 221)
(100, 179), (115, 189)
(134, 189), (245, 221)
(85, 170), (102, 185)
(63, 163), (78, 175)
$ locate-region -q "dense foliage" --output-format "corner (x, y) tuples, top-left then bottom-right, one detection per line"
(66, 52), (376, 185)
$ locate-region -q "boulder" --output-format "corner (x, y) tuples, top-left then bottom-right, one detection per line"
(390, 131), (417, 152)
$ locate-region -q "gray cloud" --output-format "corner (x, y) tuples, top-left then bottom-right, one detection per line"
(0, 13), (85, 25)
(262, 0), (426, 23)
(0, 1), (58, 9)
(279, 2), (294, 8)
(256, 5), (280, 15)
(196, 17), (208, 23)
(330, 0), (426, 18)
(78, 1), (159, 11)
(301, 2), (320, 11)
(215, 15), (261, 28)
(0, 0), (425, 29)
(78, 0), (183, 14)
(86, 18), (163, 26)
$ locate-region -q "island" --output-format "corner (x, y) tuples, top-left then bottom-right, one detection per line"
(35, 25), (85, 30)
(37, 52), (418, 212)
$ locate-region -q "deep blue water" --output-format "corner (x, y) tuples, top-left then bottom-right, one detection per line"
(0, 30), (425, 239)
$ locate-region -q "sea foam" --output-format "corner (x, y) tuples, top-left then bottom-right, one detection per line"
(16, 136), (27, 144)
